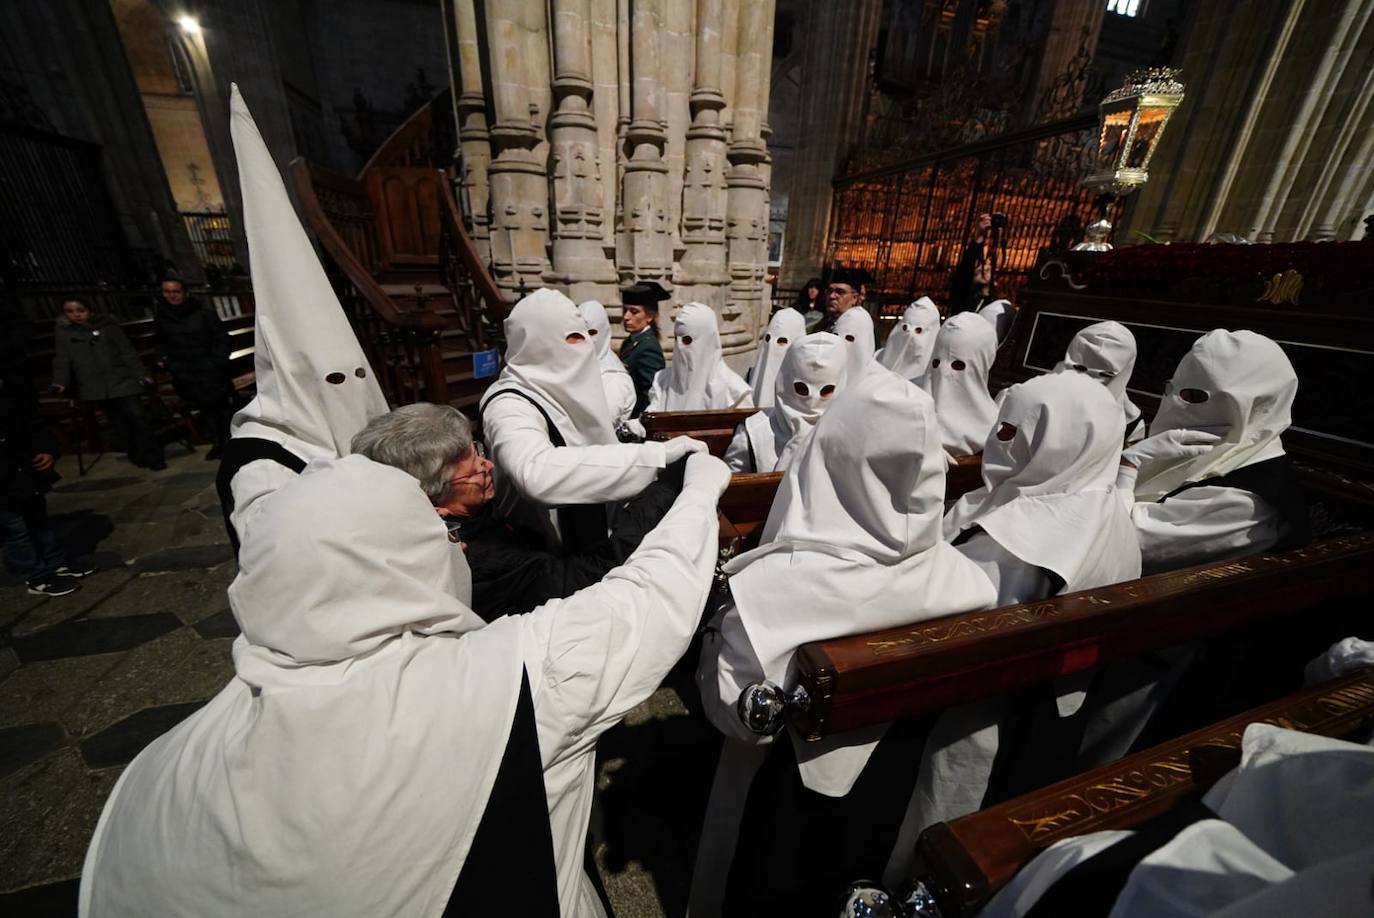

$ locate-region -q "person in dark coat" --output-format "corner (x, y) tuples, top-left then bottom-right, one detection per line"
(51, 298), (165, 470)
(350, 403), (683, 621)
(2, 315), (93, 595)
(788, 277), (825, 329)
(618, 280), (669, 417)
(949, 212), (998, 314)
(154, 278), (235, 459)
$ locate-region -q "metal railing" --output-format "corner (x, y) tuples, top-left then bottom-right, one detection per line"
(180, 210), (239, 272)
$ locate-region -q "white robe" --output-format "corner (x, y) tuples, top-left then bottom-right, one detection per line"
(578, 299), (637, 428)
(832, 305), (877, 382)
(750, 309), (806, 408)
(928, 312), (999, 455)
(1055, 320), (1146, 445)
(646, 302), (752, 411)
(876, 297), (941, 382)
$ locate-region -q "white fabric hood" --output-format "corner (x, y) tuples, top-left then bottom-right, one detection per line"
(722, 364), (996, 795)
(944, 372), (1140, 592)
(226, 85), (389, 460)
(928, 312), (999, 455)
(655, 301), (751, 410)
(978, 298), (1013, 344)
(751, 309), (806, 408)
(1055, 320), (1142, 431)
(833, 306), (877, 381)
(878, 297), (941, 382)
(1134, 329), (1297, 500)
(80, 455), (525, 917)
(483, 288), (617, 446)
(746, 332), (848, 472)
(578, 299), (635, 425)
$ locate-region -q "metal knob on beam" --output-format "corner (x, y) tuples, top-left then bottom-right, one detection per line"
(735, 680), (811, 735)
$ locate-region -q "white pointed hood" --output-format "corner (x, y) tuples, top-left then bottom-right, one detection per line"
(978, 298), (1013, 344)
(577, 299), (636, 427)
(1134, 330), (1297, 500)
(928, 312), (999, 455)
(751, 309), (806, 408)
(877, 297), (941, 382)
(483, 288), (616, 445)
(80, 455), (524, 917)
(743, 332), (848, 472)
(650, 302), (752, 410)
(1055, 320), (1142, 433)
(833, 305), (876, 381)
(720, 364), (996, 795)
(944, 372), (1140, 592)
(227, 84), (389, 460)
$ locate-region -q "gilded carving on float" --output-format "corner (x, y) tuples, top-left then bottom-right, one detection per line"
(1258, 269), (1303, 305)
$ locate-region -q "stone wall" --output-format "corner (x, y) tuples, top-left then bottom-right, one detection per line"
(445, 0), (776, 357)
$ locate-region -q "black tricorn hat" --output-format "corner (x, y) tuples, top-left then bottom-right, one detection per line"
(620, 280), (672, 307)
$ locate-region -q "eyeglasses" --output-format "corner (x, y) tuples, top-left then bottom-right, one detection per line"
(450, 442), (489, 484)
(827, 286), (857, 297)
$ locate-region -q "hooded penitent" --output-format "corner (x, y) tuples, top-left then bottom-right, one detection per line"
(750, 308), (806, 408)
(877, 297), (941, 382)
(80, 456), (528, 917)
(226, 84), (388, 461)
(832, 305), (877, 381)
(1132, 330), (1297, 501)
(977, 298), (1013, 344)
(739, 332), (848, 473)
(577, 299), (636, 427)
(482, 288), (617, 445)
(944, 372), (1141, 592)
(928, 312), (999, 455)
(713, 364), (996, 795)
(649, 302), (752, 410)
(1056, 320), (1143, 438)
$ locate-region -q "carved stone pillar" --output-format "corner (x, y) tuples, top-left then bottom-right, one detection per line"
(617, 0), (673, 293)
(724, 0), (774, 351)
(484, 0), (551, 297)
(450, 0), (492, 262)
(550, 0), (616, 301)
(678, 0), (730, 310)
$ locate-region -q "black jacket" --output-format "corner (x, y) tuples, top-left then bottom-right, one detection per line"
(0, 367), (60, 510)
(453, 459), (685, 620)
(51, 315), (146, 402)
(619, 327), (665, 417)
(154, 298), (233, 403)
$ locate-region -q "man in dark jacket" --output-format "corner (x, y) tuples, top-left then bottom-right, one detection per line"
(51, 298), (165, 470)
(617, 281), (669, 417)
(350, 403), (683, 621)
(154, 278), (235, 459)
(2, 317), (93, 595)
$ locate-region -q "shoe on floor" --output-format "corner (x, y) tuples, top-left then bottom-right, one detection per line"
(55, 564), (96, 578)
(28, 578), (80, 597)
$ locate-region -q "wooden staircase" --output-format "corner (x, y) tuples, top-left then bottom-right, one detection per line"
(290, 88), (508, 415)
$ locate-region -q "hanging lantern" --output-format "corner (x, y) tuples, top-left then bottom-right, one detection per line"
(1075, 68), (1186, 251)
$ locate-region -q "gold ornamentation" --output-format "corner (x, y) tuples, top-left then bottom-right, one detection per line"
(1258, 269), (1303, 306)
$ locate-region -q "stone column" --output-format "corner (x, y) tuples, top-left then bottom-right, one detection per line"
(777, 0), (883, 288)
(677, 0), (730, 310)
(724, 0), (774, 351)
(484, 0), (551, 296)
(617, 0), (673, 293)
(450, 0), (492, 262)
(549, 0), (617, 301)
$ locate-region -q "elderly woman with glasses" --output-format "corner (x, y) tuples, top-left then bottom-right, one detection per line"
(351, 403), (684, 620)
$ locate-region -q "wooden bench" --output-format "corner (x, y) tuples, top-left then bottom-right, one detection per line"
(640, 408), (760, 458)
(783, 532), (1374, 740)
(909, 668), (1374, 916)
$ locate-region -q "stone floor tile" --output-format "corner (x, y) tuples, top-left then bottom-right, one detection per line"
(50, 475), (143, 494)
(0, 654), (122, 730)
(10, 613), (182, 664)
(0, 749), (117, 892)
(59, 629), (233, 739)
(0, 876), (80, 914)
(132, 543), (234, 573)
(79, 701), (204, 769)
(85, 570), (229, 624)
(192, 608), (240, 639)
(0, 647), (17, 682)
(0, 722), (67, 778)
(7, 568), (138, 638)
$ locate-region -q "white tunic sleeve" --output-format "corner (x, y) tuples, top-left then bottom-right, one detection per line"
(228, 459), (301, 544)
(604, 371), (637, 428)
(645, 368), (668, 413)
(517, 477), (721, 917)
(482, 392), (666, 505)
(1131, 485), (1281, 573)
(955, 531), (1056, 606)
(724, 424), (753, 473)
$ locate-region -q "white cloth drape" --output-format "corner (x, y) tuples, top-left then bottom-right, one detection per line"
(646, 302), (752, 411)
(577, 299), (636, 428)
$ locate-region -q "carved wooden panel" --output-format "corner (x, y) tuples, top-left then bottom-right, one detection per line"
(367, 168), (443, 267)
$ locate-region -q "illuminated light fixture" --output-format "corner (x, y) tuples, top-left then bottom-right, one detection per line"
(177, 15), (201, 34)
(1075, 68), (1185, 251)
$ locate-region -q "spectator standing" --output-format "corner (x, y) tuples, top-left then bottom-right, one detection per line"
(2, 322), (94, 596)
(154, 278), (235, 459)
(51, 299), (165, 470)
(949, 212), (998, 314)
(618, 281), (669, 417)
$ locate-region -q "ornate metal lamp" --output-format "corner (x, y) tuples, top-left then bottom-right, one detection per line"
(1075, 68), (1185, 251)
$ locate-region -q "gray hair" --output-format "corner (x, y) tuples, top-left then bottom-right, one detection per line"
(350, 403), (474, 505)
